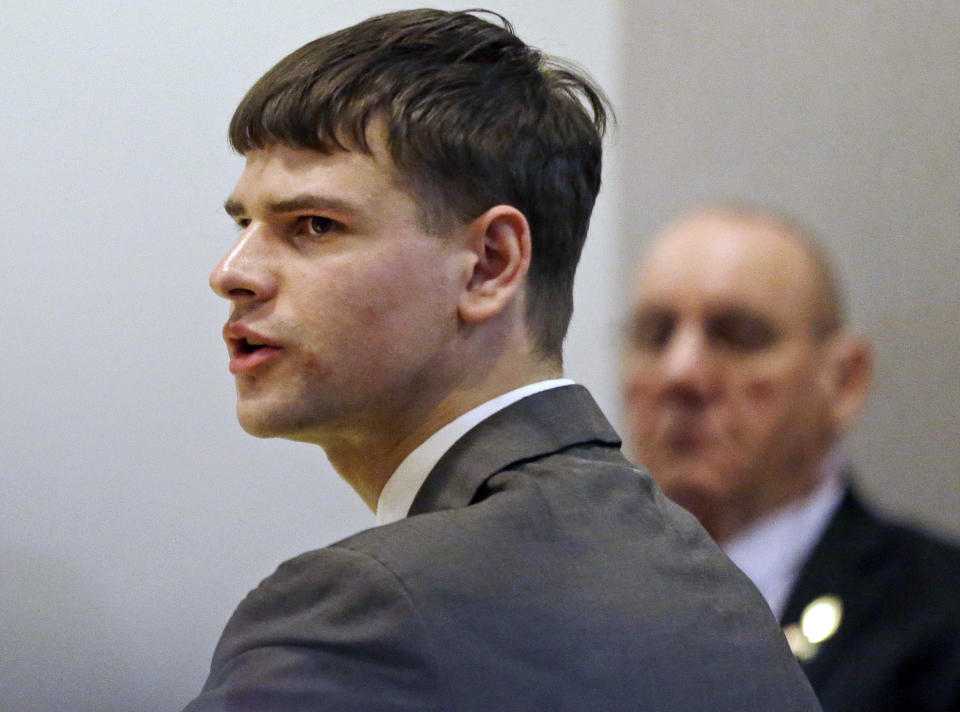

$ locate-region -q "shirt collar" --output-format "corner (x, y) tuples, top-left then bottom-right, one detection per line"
(375, 379), (575, 526)
(722, 446), (847, 619)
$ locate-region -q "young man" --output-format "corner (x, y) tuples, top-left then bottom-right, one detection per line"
(184, 11), (820, 711)
(623, 206), (960, 711)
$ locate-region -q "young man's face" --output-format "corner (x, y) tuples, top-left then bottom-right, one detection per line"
(621, 215), (837, 522)
(211, 135), (471, 444)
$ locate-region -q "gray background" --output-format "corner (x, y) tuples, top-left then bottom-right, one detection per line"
(617, 1), (959, 538)
(0, 2), (955, 711)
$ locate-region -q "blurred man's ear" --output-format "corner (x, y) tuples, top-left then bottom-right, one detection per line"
(822, 332), (873, 431)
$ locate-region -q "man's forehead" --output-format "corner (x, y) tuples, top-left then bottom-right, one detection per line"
(634, 214), (818, 319)
(226, 141), (395, 211)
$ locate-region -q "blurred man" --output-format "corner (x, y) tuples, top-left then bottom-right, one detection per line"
(623, 205), (960, 711)
(182, 11), (820, 712)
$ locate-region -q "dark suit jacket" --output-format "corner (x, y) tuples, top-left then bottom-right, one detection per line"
(782, 488), (960, 711)
(184, 385), (819, 711)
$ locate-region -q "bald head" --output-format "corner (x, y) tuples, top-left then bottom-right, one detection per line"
(622, 206), (871, 542)
(654, 207), (844, 338)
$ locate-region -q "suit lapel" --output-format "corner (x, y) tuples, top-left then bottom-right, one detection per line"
(781, 487), (885, 624)
(408, 385), (620, 516)
(780, 487), (889, 680)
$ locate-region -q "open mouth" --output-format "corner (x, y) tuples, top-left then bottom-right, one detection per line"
(228, 337), (282, 375)
(222, 323), (282, 374)
(237, 338), (267, 355)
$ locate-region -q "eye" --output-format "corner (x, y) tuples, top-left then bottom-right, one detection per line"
(305, 215), (336, 235)
(707, 311), (777, 351)
(626, 310), (675, 351)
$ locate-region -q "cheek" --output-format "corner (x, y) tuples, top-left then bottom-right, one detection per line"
(732, 362), (820, 441)
(622, 356), (658, 403)
(623, 369), (659, 430)
(323, 251), (461, 364)
(365, 244), (458, 314)
(299, 349), (336, 380)
(357, 275), (450, 347)
(299, 258), (406, 328)
(743, 377), (778, 406)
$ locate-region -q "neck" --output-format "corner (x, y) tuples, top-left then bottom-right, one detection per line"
(700, 466), (827, 545)
(317, 353), (562, 511)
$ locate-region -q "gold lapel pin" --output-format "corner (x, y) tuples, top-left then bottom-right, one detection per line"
(784, 594), (843, 661)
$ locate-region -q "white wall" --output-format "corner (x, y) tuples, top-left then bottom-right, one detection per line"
(0, 3), (622, 710)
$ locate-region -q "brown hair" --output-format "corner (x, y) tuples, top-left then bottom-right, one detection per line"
(229, 8), (610, 361)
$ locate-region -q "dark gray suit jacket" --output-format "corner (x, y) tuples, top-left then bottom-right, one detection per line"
(184, 385), (820, 711)
(782, 488), (960, 711)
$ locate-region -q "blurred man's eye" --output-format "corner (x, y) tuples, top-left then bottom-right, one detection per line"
(708, 311), (777, 351)
(627, 311), (675, 351)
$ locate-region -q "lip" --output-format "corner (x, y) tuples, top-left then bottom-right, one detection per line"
(664, 431), (703, 453)
(659, 417), (707, 452)
(223, 323), (283, 375)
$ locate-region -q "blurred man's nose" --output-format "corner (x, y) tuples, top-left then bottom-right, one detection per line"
(209, 227), (278, 305)
(660, 325), (718, 400)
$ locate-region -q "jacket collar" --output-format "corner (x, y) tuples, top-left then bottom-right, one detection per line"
(408, 384), (620, 516)
(780, 483), (882, 626)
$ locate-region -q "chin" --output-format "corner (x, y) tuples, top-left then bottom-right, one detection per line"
(649, 458), (727, 502)
(236, 415), (285, 439)
(236, 404), (300, 439)
(656, 478), (724, 529)
(236, 400), (332, 442)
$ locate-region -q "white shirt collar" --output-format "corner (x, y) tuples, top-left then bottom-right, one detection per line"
(375, 379), (576, 526)
(722, 446), (847, 619)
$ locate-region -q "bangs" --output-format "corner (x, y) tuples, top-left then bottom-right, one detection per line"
(228, 44), (388, 155)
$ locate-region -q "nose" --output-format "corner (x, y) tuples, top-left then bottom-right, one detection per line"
(209, 227), (278, 304)
(659, 325), (718, 400)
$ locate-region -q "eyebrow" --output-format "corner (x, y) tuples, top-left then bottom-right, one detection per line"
(223, 194), (359, 218)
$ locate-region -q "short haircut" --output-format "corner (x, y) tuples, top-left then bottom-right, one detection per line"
(229, 8), (610, 362)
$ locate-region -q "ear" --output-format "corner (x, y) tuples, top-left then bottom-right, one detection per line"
(820, 332), (873, 431)
(458, 205), (531, 324)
